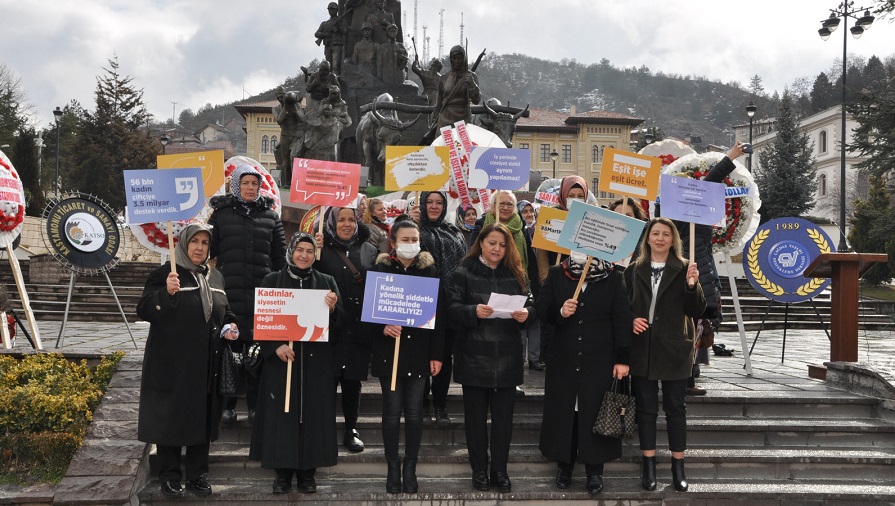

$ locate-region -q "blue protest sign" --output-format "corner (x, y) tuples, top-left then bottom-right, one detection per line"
(659, 174), (726, 226)
(742, 217), (833, 304)
(361, 272), (439, 329)
(124, 168), (204, 224)
(466, 147), (531, 190)
(557, 199), (646, 262)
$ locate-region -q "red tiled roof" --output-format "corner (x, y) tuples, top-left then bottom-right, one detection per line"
(517, 107), (572, 128)
(516, 107), (643, 132)
(233, 100), (279, 117)
(565, 109), (643, 126)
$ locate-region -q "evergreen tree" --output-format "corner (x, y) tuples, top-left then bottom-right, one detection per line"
(848, 175), (894, 284)
(67, 57), (158, 210)
(0, 62), (29, 144)
(810, 72), (837, 112)
(10, 128), (45, 216)
(848, 77), (895, 177)
(755, 92), (817, 222)
(748, 74), (765, 96)
(863, 55), (889, 94)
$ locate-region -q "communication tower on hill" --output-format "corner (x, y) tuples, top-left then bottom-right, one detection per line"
(459, 12), (464, 45)
(438, 9), (445, 60)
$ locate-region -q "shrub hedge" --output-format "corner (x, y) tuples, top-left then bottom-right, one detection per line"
(0, 352), (123, 483)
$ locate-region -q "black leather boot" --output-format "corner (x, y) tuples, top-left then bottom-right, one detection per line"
(671, 458), (688, 492)
(641, 455), (657, 491)
(402, 458), (418, 493)
(386, 459), (402, 494)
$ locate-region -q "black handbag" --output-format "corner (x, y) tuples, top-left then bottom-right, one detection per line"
(592, 377), (636, 439)
(243, 342), (263, 377)
(219, 344), (242, 395)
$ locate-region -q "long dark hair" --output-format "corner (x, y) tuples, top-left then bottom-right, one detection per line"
(634, 217), (685, 267)
(465, 223), (527, 291)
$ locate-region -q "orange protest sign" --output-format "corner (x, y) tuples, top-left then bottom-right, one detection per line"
(157, 150), (225, 198)
(531, 207), (570, 255)
(598, 148), (661, 201)
(385, 145), (451, 192)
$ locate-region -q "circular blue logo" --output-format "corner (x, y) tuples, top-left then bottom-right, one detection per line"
(767, 240), (809, 278)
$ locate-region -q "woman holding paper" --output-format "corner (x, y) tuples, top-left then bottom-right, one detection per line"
(536, 251), (632, 494)
(137, 224), (239, 498)
(369, 219), (445, 493)
(446, 223), (531, 493)
(624, 218), (705, 492)
(249, 232), (344, 495)
(314, 206), (378, 453)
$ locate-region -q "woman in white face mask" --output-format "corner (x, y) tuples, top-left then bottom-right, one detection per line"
(368, 218), (445, 494)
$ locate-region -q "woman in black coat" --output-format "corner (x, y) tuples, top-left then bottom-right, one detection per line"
(625, 218), (705, 493)
(137, 224), (239, 498)
(208, 164), (287, 421)
(314, 206), (378, 452)
(536, 251), (632, 494)
(446, 223), (531, 493)
(249, 232), (344, 495)
(369, 219), (445, 494)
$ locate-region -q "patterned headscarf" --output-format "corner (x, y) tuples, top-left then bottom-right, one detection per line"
(455, 202), (477, 231)
(230, 164), (262, 213)
(173, 223), (213, 322)
(324, 206), (359, 249)
(563, 254), (614, 283)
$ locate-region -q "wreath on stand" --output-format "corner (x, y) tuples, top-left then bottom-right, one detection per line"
(0, 151), (25, 241)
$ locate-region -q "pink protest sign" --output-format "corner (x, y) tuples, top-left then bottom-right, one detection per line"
(290, 158), (361, 207)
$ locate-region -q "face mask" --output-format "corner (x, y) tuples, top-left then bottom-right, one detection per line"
(566, 197), (583, 206)
(396, 242), (421, 260)
(569, 251), (588, 265)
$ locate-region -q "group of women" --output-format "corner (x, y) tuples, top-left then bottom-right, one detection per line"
(135, 147), (761, 496)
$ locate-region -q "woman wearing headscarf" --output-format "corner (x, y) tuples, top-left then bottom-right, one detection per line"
(209, 164), (287, 423)
(250, 232), (345, 495)
(408, 190), (468, 426)
(362, 197), (391, 254)
(137, 224), (238, 498)
(314, 206), (378, 452)
(455, 202), (478, 245)
(537, 251), (632, 494)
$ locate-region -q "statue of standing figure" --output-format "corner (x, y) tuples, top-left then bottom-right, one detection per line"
(433, 45), (481, 130)
(377, 23), (407, 84)
(351, 22), (378, 75)
(275, 90), (307, 186)
(305, 60), (339, 102)
(365, 0), (395, 44)
(304, 103), (351, 161)
(315, 2), (348, 75)
(411, 56), (443, 108)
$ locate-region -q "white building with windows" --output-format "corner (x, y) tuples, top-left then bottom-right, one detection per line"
(735, 105), (867, 235)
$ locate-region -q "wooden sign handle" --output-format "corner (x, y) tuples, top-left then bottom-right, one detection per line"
(572, 256), (593, 300)
(167, 222), (176, 274)
(390, 329), (402, 391)
(688, 222), (697, 286)
(316, 207), (325, 261)
(284, 341), (294, 412)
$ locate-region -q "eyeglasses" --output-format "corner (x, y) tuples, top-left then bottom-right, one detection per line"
(498, 202), (516, 208)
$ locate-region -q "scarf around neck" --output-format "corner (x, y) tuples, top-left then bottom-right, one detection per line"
(562, 256), (613, 283)
(483, 211), (528, 269)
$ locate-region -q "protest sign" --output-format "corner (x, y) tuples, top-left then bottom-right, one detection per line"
(467, 147), (530, 190)
(253, 288), (331, 342)
(531, 207), (570, 255)
(658, 174), (726, 226)
(384, 146), (451, 191)
(157, 150), (224, 197)
(124, 168), (204, 224)
(361, 272), (439, 329)
(598, 148), (661, 200)
(557, 199), (645, 263)
(290, 158), (360, 207)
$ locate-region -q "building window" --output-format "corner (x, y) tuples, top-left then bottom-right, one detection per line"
(592, 145), (600, 163)
(562, 144), (571, 163)
(540, 144), (550, 162)
(262, 135), (269, 154)
(271, 136), (278, 150)
(819, 130), (827, 153)
(818, 174), (827, 196)
(519, 143), (529, 150)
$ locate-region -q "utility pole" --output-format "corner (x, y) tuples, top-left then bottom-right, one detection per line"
(438, 9), (445, 60)
(171, 101), (177, 125)
(413, 0), (418, 61)
(422, 25), (429, 62)
(459, 12), (464, 45)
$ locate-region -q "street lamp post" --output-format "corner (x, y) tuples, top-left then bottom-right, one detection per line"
(53, 106), (63, 200)
(746, 102), (757, 172)
(818, 1), (874, 252)
(550, 148), (558, 179)
(160, 134), (169, 155)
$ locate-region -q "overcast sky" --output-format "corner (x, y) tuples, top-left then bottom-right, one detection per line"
(2, 0), (892, 129)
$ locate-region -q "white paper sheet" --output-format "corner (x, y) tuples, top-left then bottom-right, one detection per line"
(486, 293), (528, 319)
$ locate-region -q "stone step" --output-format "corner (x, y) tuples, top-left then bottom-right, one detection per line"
(136, 475), (895, 504)
(718, 320), (891, 331)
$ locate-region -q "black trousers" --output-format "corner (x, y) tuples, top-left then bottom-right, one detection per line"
(425, 330), (455, 409)
(632, 376), (688, 452)
(336, 368), (361, 430)
(557, 414), (604, 476)
(462, 385), (516, 473)
(379, 376), (426, 461)
(156, 444), (209, 482)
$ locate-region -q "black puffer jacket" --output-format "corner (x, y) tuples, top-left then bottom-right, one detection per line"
(446, 256), (530, 388)
(208, 194), (287, 339)
(314, 222), (378, 380)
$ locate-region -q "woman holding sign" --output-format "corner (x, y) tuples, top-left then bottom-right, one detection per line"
(624, 218), (705, 492)
(249, 232), (344, 495)
(446, 223), (530, 493)
(369, 219), (445, 493)
(137, 224), (239, 498)
(536, 251), (632, 494)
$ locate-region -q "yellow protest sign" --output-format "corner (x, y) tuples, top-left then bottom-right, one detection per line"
(158, 150), (225, 198)
(385, 146), (451, 192)
(531, 207), (570, 255)
(598, 148), (661, 201)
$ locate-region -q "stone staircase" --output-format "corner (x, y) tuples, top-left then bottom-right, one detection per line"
(135, 382), (895, 504)
(0, 259), (157, 323)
